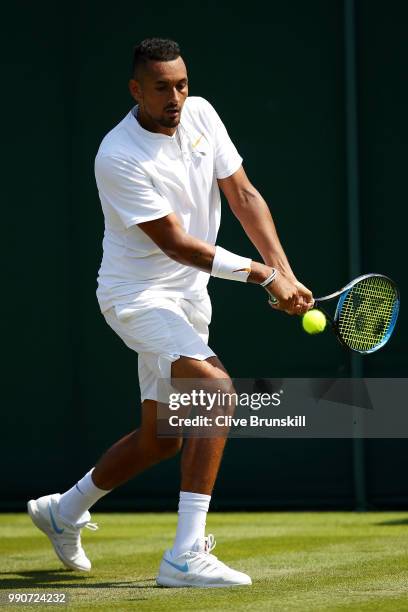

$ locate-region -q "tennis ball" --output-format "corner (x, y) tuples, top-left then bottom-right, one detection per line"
(302, 309), (327, 334)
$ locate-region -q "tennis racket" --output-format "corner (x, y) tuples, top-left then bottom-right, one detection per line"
(313, 273), (400, 354)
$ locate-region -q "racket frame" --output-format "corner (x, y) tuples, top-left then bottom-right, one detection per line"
(314, 273), (400, 354)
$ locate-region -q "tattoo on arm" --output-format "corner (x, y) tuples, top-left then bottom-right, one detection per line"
(190, 250), (213, 271)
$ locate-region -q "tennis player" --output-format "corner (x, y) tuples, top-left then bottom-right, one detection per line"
(27, 38), (314, 588)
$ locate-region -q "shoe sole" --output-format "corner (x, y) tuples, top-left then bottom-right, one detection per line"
(27, 499), (90, 572)
(156, 576), (252, 588)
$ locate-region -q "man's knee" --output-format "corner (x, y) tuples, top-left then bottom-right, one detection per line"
(171, 356), (236, 417)
(172, 357), (234, 396)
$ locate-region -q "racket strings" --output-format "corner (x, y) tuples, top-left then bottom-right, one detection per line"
(337, 277), (398, 351)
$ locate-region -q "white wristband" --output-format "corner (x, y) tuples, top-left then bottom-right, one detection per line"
(211, 246), (252, 282)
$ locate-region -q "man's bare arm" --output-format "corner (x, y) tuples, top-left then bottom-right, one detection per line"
(138, 213), (269, 284)
(218, 166), (296, 277)
(138, 212), (312, 314)
(218, 166), (313, 308)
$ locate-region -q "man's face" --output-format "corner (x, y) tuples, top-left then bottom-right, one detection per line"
(129, 56), (188, 131)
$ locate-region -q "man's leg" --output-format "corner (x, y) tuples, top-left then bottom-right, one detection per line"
(179, 356), (229, 495)
(92, 400), (182, 490)
(57, 400), (182, 524)
(27, 401), (182, 571)
(156, 355), (251, 587)
(170, 356), (229, 556)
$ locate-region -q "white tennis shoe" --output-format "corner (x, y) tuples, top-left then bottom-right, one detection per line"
(27, 493), (98, 571)
(156, 534), (252, 588)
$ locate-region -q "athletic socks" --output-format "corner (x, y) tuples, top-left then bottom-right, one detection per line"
(171, 491), (211, 557)
(58, 477), (211, 554)
(58, 468), (110, 526)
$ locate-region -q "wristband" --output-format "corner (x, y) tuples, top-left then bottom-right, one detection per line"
(211, 246), (252, 282)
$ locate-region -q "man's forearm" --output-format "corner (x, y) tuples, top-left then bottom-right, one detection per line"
(138, 211), (312, 313)
(163, 232), (215, 271)
(164, 232), (272, 285)
(229, 187), (296, 279)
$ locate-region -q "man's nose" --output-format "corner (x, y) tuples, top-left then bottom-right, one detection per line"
(169, 88), (180, 104)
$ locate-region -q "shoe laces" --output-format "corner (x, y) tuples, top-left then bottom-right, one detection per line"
(204, 534), (216, 554)
(191, 534), (218, 568)
(62, 521), (99, 552)
(84, 522), (99, 531)
(63, 522), (99, 556)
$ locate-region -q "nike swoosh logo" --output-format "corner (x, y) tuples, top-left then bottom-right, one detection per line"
(164, 557), (189, 573)
(48, 502), (64, 534)
(192, 134), (203, 148)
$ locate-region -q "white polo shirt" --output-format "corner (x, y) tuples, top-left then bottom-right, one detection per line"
(95, 96), (243, 313)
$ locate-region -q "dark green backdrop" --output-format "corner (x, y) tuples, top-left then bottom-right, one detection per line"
(2, 0), (406, 511)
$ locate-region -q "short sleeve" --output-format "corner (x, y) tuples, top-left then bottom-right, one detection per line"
(203, 100), (243, 180)
(94, 154), (173, 229)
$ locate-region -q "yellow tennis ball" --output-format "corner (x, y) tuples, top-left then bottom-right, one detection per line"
(302, 309), (327, 334)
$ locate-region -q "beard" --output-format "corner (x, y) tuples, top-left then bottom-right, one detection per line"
(137, 103), (181, 132)
(157, 114), (180, 128)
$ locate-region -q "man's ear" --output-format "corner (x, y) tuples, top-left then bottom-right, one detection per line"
(128, 79), (142, 103)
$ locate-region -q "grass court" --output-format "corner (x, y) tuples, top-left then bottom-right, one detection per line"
(1, 512), (408, 611)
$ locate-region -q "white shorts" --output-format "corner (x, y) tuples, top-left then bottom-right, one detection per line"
(103, 292), (216, 402)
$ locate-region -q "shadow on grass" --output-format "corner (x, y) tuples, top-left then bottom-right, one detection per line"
(0, 569), (157, 590)
(376, 518), (408, 526)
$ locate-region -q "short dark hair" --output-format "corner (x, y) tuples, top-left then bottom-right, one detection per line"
(131, 38), (181, 78)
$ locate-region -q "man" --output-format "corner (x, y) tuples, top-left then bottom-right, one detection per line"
(27, 38), (313, 588)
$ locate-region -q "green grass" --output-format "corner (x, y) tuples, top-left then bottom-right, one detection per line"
(1, 512), (408, 611)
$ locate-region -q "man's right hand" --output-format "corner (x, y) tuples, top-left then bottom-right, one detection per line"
(265, 273), (314, 316)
